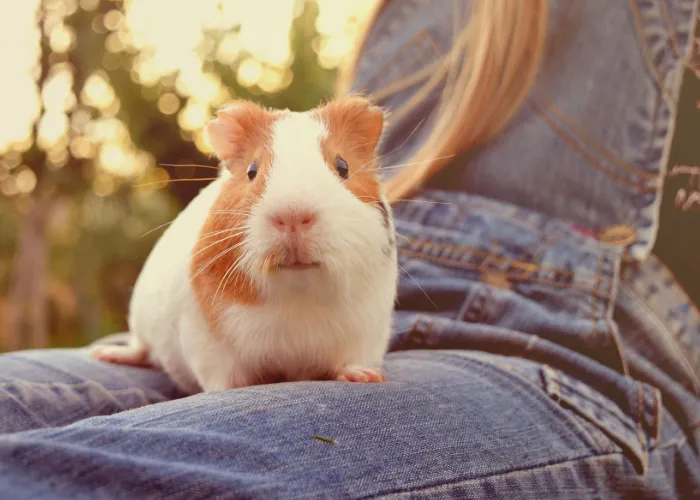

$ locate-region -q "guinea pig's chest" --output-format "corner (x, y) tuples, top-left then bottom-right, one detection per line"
(218, 303), (361, 378)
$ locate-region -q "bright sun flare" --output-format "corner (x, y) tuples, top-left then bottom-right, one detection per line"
(0, 0), (375, 197)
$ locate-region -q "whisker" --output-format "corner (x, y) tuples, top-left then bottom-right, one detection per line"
(198, 227), (248, 241)
(377, 155), (456, 171)
(209, 210), (252, 216)
(377, 118), (426, 163)
(191, 232), (246, 260)
(397, 262), (438, 309)
(348, 139), (381, 154)
(191, 241), (245, 283)
(210, 260), (237, 319)
(142, 210), (250, 239)
(141, 220), (176, 238)
(358, 197), (452, 206)
(392, 199), (453, 205)
(348, 150), (454, 186)
(345, 119), (427, 183)
(159, 163), (220, 171)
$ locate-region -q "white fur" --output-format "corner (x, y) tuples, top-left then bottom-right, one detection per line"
(121, 111), (398, 393)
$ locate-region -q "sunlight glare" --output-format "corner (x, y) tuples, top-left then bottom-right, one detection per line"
(0, 0), (41, 155)
(0, 0), (379, 176)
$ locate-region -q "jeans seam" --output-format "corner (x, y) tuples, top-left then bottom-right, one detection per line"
(399, 247), (606, 298)
(445, 354), (613, 457)
(629, 0), (677, 104)
(636, 381), (650, 457)
(652, 387), (663, 443)
(533, 98), (659, 181)
(551, 377), (644, 442)
(527, 99), (658, 192)
(592, 251), (603, 346)
(362, 452), (626, 499)
(402, 239), (551, 271)
(467, 203), (603, 251)
(0, 380), (164, 403)
(626, 287), (700, 396)
(397, 196), (611, 254)
(657, 436), (687, 449)
(544, 368), (613, 454)
(400, 237), (595, 279)
(397, 240), (608, 297)
(0, 385), (163, 433)
(461, 355), (615, 454)
(660, 0), (684, 59)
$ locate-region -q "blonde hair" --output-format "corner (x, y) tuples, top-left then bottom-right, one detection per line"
(336, 0), (550, 203)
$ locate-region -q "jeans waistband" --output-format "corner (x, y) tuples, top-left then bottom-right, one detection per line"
(393, 189), (625, 306)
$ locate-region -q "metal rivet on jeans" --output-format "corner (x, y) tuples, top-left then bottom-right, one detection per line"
(597, 224), (637, 246)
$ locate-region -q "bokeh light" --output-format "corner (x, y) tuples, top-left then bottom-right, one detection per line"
(0, 0), (379, 348)
(1, 0), (376, 171)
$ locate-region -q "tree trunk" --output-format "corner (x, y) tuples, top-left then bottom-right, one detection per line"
(6, 195), (54, 351)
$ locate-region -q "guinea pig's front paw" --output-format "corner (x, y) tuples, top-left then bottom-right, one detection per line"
(335, 365), (386, 383)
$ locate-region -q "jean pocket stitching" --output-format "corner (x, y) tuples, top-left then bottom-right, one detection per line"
(637, 380), (664, 448)
(527, 100), (658, 193)
(591, 250), (603, 347)
(465, 355), (618, 455)
(541, 365), (651, 475)
(434, 353), (619, 457)
(398, 247), (606, 300)
(541, 367), (617, 455)
(627, 287), (700, 396)
(629, 0), (680, 103)
(527, 99), (658, 193)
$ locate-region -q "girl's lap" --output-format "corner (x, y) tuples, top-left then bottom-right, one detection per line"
(0, 346), (680, 499)
(0, 344), (184, 434)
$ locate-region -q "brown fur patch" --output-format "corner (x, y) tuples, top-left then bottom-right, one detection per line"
(192, 101), (282, 331)
(206, 101), (280, 164)
(313, 97), (385, 205)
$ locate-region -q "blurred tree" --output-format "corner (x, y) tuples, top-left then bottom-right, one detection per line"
(1, 0), (338, 351)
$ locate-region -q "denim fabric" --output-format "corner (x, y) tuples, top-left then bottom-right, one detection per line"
(1, 0), (700, 498)
(351, 0), (697, 262)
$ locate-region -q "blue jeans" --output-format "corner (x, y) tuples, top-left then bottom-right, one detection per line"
(2, 0), (699, 498)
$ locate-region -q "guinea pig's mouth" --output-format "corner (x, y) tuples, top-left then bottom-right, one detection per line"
(277, 261), (321, 271)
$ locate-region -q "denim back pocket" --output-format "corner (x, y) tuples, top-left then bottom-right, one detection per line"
(390, 315), (663, 475)
(540, 363), (662, 475)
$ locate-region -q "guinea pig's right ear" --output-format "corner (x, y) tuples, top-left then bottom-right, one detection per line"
(206, 101), (271, 163)
(314, 96), (388, 157)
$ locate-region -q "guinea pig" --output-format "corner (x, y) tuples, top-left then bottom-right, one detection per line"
(91, 96), (399, 393)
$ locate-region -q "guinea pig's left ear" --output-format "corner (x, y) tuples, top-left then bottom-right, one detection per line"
(315, 96), (387, 156)
(207, 100), (272, 163)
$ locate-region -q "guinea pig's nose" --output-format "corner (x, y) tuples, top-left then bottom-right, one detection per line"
(269, 208), (316, 233)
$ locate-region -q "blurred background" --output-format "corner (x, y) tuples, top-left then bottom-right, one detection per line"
(1, 0), (697, 354)
(0, 0), (375, 351)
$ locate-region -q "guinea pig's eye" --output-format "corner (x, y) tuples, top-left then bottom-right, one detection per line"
(335, 156), (349, 179)
(247, 161), (258, 181)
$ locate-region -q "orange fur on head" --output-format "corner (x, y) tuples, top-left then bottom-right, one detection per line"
(192, 101), (282, 331)
(313, 96), (386, 205)
(206, 101), (279, 164)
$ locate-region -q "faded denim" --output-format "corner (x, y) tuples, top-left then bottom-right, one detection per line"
(1, 0), (699, 498)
